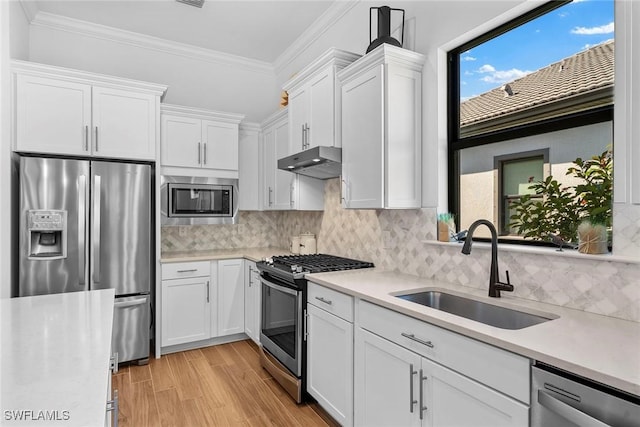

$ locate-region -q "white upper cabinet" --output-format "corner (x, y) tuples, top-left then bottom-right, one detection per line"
(13, 60), (166, 161)
(261, 108), (324, 211)
(283, 48), (360, 154)
(160, 104), (244, 178)
(92, 86), (157, 159)
(338, 45), (425, 209)
(238, 123), (262, 211)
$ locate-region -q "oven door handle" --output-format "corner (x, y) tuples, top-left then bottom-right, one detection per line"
(538, 390), (611, 427)
(260, 277), (298, 296)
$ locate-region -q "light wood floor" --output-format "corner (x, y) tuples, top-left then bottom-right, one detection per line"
(112, 340), (331, 427)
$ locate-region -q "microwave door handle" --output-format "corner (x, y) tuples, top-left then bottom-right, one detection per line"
(93, 175), (101, 285)
(538, 390), (611, 427)
(78, 175), (86, 287)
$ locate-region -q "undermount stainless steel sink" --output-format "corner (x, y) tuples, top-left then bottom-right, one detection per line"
(396, 290), (554, 330)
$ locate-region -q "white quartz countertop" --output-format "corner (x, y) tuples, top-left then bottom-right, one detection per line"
(306, 268), (640, 397)
(160, 247), (291, 263)
(0, 289), (115, 426)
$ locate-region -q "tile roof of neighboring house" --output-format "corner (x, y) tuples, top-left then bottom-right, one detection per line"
(460, 40), (614, 128)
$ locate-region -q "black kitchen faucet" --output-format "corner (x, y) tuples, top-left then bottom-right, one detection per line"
(461, 219), (514, 298)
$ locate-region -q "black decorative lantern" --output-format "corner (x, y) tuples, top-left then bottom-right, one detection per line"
(366, 6), (405, 53)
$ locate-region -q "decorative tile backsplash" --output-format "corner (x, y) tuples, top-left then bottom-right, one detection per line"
(162, 177), (640, 322)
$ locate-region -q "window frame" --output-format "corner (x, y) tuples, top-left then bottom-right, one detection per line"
(494, 148), (549, 236)
(447, 0), (614, 246)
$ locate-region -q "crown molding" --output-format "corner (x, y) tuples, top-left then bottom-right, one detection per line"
(11, 59), (168, 96)
(273, 0), (360, 76)
(161, 103), (245, 124)
(29, 11), (275, 75)
(19, 0), (38, 22)
(260, 107), (287, 129)
(239, 122), (262, 133)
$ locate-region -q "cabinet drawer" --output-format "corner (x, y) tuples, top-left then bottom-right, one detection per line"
(358, 300), (530, 404)
(308, 282), (354, 322)
(161, 261), (210, 280)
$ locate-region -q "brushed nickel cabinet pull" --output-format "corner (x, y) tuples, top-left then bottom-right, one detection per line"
(401, 332), (435, 348)
(314, 296), (333, 305)
(409, 364), (418, 413)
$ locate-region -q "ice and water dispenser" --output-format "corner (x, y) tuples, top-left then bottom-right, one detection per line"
(27, 210), (67, 260)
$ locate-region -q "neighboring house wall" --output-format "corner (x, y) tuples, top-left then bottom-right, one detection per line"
(459, 122), (612, 236)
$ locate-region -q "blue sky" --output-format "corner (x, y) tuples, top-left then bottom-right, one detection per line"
(460, 0), (614, 100)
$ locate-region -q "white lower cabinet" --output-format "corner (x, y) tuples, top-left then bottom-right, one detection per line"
(217, 259), (245, 336)
(161, 262), (212, 347)
(306, 283), (354, 426)
(244, 260), (261, 344)
(354, 300), (530, 427)
(355, 328), (528, 426)
(160, 259), (244, 350)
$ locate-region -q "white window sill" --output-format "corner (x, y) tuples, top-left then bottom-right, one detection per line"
(423, 240), (640, 264)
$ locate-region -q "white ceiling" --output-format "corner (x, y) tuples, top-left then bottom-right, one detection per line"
(30, 0), (336, 64)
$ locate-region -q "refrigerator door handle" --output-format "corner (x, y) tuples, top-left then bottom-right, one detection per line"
(93, 175), (101, 285)
(78, 175), (87, 287)
(114, 297), (148, 309)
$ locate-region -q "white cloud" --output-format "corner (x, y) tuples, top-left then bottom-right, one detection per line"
(480, 68), (531, 84)
(571, 22), (614, 35)
(478, 64), (496, 73)
(461, 55), (476, 62)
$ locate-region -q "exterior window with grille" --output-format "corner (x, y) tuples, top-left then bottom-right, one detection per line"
(448, 0), (614, 245)
(496, 151), (547, 236)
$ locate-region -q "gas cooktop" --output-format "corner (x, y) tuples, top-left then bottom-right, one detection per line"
(258, 254), (374, 280)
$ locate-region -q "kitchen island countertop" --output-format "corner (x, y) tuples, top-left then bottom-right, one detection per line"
(306, 268), (640, 397)
(1, 289), (115, 427)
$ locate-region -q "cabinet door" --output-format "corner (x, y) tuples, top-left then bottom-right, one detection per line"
(161, 114), (201, 168)
(92, 86), (157, 160)
(307, 304), (354, 427)
(244, 261), (261, 344)
(161, 277), (211, 347)
(422, 357), (529, 427)
(288, 88), (308, 153)
(217, 259), (245, 336)
(262, 126), (276, 210)
(202, 120), (239, 172)
(15, 75), (92, 156)
(307, 68), (335, 149)
(273, 118), (295, 210)
(354, 328), (421, 427)
(341, 65), (385, 209)
(238, 129), (262, 211)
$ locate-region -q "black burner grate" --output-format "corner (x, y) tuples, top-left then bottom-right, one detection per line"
(271, 254), (374, 273)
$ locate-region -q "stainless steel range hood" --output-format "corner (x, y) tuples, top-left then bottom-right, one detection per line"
(278, 146), (341, 179)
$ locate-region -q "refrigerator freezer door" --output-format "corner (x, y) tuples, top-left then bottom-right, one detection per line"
(19, 157), (90, 296)
(90, 161), (151, 295)
(113, 294), (150, 363)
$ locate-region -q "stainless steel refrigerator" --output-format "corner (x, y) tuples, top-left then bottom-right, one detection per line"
(18, 155), (152, 364)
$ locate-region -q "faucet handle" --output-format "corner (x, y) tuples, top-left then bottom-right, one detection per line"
(496, 270), (514, 293)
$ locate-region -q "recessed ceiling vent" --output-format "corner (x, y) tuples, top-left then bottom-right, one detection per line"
(176, 0), (204, 8)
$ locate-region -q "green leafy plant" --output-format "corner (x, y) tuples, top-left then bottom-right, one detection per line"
(509, 149), (612, 244)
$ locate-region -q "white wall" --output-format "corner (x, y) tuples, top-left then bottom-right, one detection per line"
(10, 1), (30, 60)
(1, 1), (31, 298)
(27, 22), (279, 123)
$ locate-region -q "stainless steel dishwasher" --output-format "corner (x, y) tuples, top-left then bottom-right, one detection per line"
(531, 363), (640, 427)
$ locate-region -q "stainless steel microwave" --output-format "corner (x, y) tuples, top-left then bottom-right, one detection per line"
(160, 176), (238, 225)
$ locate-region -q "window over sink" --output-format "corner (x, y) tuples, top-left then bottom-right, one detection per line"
(447, 0), (614, 247)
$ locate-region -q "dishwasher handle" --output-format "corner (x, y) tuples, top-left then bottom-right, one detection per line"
(538, 390), (611, 427)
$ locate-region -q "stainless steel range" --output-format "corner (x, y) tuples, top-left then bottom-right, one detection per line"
(257, 254), (374, 403)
